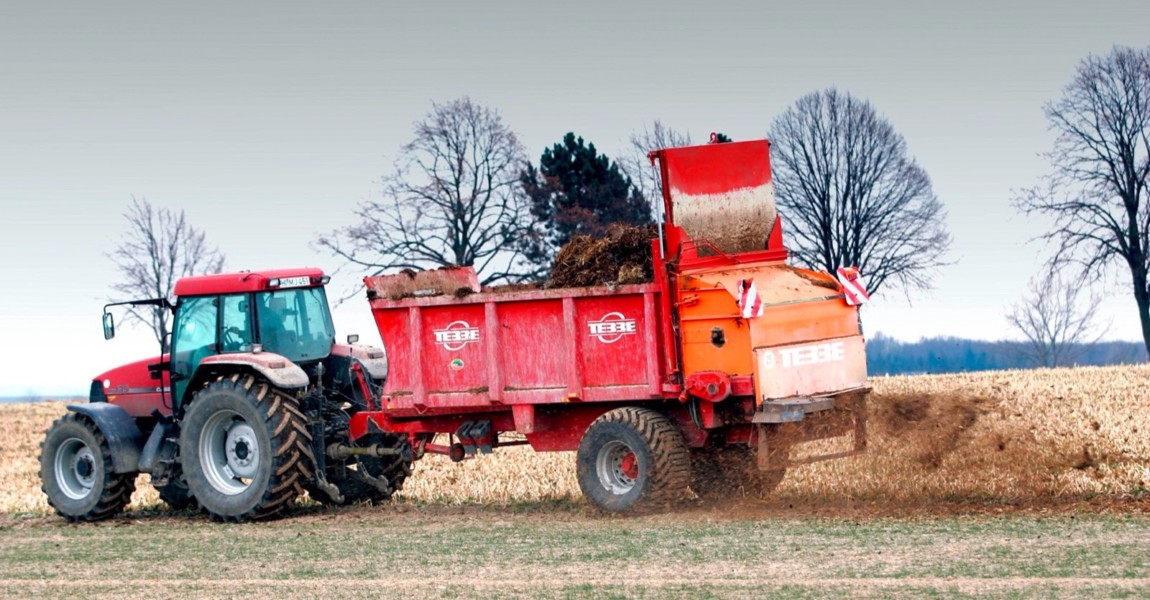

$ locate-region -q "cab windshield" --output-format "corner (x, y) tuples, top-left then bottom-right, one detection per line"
(255, 287), (335, 363)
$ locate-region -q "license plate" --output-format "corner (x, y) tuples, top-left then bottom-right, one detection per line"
(278, 276), (311, 288)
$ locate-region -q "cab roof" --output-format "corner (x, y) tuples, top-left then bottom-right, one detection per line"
(172, 268), (326, 297)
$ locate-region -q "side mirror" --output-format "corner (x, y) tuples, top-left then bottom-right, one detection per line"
(347, 334), (360, 344)
(102, 312), (115, 340)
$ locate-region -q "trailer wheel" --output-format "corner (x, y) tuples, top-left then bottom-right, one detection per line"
(39, 414), (137, 522)
(180, 374), (314, 521)
(690, 446), (786, 501)
(576, 407), (691, 512)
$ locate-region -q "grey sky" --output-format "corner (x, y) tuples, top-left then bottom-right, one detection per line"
(1, 0), (1147, 396)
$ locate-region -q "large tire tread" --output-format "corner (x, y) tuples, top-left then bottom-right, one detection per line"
(579, 406), (691, 512)
(182, 374), (313, 522)
(606, 408), (692, 506)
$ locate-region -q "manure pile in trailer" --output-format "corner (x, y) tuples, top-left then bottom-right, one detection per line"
(546, 224), (657, 288)
(3, 365), (1148, 518)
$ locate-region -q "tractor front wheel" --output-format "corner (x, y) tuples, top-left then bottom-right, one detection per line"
(575, 407), (690, 512)
(39, 414), (136, 522)
(180, 374), (313, 521)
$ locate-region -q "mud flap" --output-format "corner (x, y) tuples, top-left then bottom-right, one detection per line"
(67, 404), (145, 474)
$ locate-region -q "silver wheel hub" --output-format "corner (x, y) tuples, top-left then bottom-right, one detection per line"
(201, 410), (261, 495)
(55, 437), (97, 500)
(225, 423), (259, 478)
(595, 440), (637, 495)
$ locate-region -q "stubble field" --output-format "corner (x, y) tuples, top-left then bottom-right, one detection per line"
(1, 365), (1148, 597)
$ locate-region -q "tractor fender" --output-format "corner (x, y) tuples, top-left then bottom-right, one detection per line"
(331, 343), (388, 380)
(67, 403), (145, 474)
(198, 353), (310, 389)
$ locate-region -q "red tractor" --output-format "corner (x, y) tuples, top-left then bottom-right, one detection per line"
(40, 269), (411, 521)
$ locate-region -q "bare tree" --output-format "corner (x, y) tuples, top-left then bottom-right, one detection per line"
(768, 88), (951, 296)
(318, 98), (533, 287)
(1014, 46), (1150, 358)
(620, 120), (692, 212)
(109, 196), (226, 349)
(1007, 267), (1106, 367)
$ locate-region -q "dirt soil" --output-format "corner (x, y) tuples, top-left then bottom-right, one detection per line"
(3, 506), (1146, 600)
(547, 223), (657, 288)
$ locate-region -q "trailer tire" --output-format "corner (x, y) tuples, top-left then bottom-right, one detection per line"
(39, 414), (137, 522)
(180, 374), (313, 521)
(690, 446), (786, 501)
(576, 407), (690, 512)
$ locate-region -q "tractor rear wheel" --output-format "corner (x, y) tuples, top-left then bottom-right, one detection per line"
(180, 374), (313, 521)
(576, 407), (691, 512)
(39, 414), (136, 522)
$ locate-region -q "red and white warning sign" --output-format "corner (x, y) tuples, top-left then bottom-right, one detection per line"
(736, 278), (764, 318)
(836, 267), (869, 306)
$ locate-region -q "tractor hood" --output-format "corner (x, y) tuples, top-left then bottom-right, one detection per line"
(92, 355), (171, 417)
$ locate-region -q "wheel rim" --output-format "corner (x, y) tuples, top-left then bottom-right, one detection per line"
(54, 437), (97, 500)
(595, 440), (639, 495)
(200, 410), (261, 495)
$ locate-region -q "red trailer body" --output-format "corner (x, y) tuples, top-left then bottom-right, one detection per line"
(350, 139), (871, 503)
(352, 275), (679, 452)
(373, 283), (667, 409)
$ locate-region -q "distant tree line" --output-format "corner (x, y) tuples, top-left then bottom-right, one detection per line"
(866, 332), (1147, 375)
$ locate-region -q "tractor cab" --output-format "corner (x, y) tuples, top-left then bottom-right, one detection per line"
(100, 268), (335, 412)
(167, 268), (334, 407)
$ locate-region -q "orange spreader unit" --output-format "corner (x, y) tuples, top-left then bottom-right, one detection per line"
(654, 139), (869, 406)
(675, 262), (866, 403)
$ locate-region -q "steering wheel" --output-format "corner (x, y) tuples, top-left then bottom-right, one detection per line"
(224, 326), (246, 350)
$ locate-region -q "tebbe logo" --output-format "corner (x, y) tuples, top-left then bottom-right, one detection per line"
(588, 312), (636, 344)
(760, 341), (845, 369)
(433, 320), (480, 351)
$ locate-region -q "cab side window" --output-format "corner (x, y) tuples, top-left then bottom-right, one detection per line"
(221, 294), (252, 352)
(171, 295), (218, 403)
